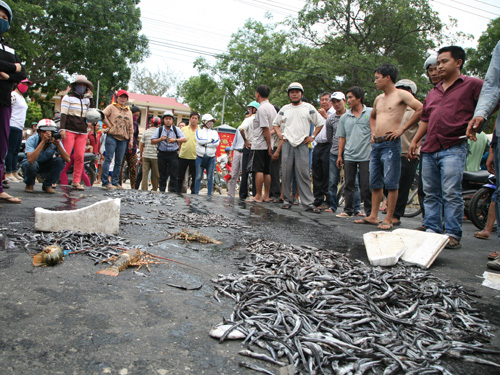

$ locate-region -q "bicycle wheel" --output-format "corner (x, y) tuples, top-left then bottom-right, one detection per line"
(337, 182), (345, 207)
(403, 187), (422, 218)
(469, 187), (494, 230)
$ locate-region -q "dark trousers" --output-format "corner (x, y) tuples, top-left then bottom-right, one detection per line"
(240, 147), (251, 199)
(158, 151), (179, 192)
(22, 157), (65, 187)
(417, 158), (425, 220)
(5, 127), (22, 173)
(0, 105), (12, 193)
(312, 142), (331, 206)
(270, 147), (281, 199)
(177, 157), (196, 193)
(344, 160), (371, 216)
(394, 156), (419, 220)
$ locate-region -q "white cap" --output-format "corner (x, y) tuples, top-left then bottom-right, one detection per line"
(330, 92), (345, 101)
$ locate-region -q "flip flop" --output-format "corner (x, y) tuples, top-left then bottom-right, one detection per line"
(305, 206), (321, 213)
(0, 195), (21, 204)
(281, 203), (292, 209)
(474, 231), (490, 240)
(392, 220), (401, 226)
(246, 197), (261, 203)
(324, 208), (335, 213)
(336, 212), (351, 218)
(377, 222), (393, 230)
(487, 251), (500, 260)
(354, 218), (381, 225)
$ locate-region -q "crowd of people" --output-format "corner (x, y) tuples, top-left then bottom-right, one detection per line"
(1, 0), (500, 271)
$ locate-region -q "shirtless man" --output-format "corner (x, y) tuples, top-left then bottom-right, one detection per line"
(355, 63), (422, 229)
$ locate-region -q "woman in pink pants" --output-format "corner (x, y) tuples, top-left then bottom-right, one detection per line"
(60, 75), (94, 190)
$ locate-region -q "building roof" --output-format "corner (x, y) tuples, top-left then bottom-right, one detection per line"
(127, 92), (190, 113)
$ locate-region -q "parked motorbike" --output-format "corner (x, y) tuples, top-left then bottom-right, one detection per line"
(469, 173), (496, 230)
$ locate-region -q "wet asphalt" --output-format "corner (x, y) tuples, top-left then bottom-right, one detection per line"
(0, 182), (499, 375)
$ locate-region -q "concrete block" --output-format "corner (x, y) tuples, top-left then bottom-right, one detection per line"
(34, 199), (120, 234)
(396, 229), (448, 269)
(482, 271), (500, 291)
(363, 231), (406, 266)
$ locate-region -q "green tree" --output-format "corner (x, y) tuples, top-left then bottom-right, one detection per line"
(466, 17), (500, 133)
(8, 0), (149, 110)
(466, 17), (500, 79)
(291, 0), (445, 104)
(25, 101), (43, 128)
(130, 65), (180, 97)
(179, 20), (294, 125)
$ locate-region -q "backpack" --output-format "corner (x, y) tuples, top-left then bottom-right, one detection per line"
(156, 125), (181, 155)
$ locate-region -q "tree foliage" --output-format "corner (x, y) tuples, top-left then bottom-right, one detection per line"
(130, 65), (179, 97)
(179, 0), (448, 125)
(179, 20), (292, 125)
(8, 0), (149, 112)
(466, 17), (500, 79)
(291, 0), (443, 103)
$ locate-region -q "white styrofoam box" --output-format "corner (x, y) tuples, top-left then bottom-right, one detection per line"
(395, 229), (449, 269)
(363, 231), (406, 267)
(34, 198), (120, 234)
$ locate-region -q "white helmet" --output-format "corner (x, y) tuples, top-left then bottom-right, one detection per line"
(288, 82), (304, 93)
(395, 79), (417, 95)
(37, 118), (58, 132)
(162, 110), (175, 119)
(201, 114), (215, 125)
(424, 55), (438, 70)
(86, 108), (104, 123)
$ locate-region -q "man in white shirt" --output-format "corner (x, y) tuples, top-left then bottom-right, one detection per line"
(273, 82), (325, 212)
(248, 85), (277, 203)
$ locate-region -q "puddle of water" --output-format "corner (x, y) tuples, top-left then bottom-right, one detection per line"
(55, 186), (87, 211)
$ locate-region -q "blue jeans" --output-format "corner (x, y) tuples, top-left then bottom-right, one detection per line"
(194, 155), (215, 195)
(5, 127), (22, 173)
(101, 135), (128, 186)
(369, 139), (401, 190)
(22, 157), (65, 187)
(422, 143), (467, 239)
(494, 138), (500, 244)
(328, 154), (341, 211)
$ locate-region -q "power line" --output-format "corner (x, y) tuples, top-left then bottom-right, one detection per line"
(449, 0), (500, 17)
(471, 0), (500, 11)
(431, 0), (495, 20)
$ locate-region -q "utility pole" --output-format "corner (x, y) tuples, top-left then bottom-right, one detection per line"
(221, 95), (226, 125)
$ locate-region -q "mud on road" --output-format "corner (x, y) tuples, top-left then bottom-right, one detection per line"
(0, 184), (499, 374)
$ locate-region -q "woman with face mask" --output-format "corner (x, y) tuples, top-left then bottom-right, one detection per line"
(5, 78), (32, 182)
(59, 75), (95, 191)
(0, 1), (26, 204)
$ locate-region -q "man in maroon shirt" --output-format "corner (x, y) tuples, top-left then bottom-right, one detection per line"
(409, 46), (483, 249)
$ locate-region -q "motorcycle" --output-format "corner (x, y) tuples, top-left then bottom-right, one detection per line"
(468, 173), (496, 230)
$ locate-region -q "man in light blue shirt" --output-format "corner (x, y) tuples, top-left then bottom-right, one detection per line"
(22, 119), (70, 193)
(336, 86), (373, 217)
(151, 110), (186, 192)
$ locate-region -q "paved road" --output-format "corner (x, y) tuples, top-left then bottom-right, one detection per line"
(0, 183), (499, 374)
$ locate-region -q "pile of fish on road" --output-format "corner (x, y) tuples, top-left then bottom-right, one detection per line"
(155, 211), (251, 229)
(104, 190), (176, 206)
(11, 230), (131, 265)
(211, 239), (500, 374)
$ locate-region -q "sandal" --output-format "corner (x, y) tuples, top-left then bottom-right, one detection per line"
(487, 251), (500, 260)
(71, 184), (85, 191)
(306, 206), (321, 213)
(281, 203), (292, 209)
(336, 212), (351, 218)
(474, 231), (490, 240)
